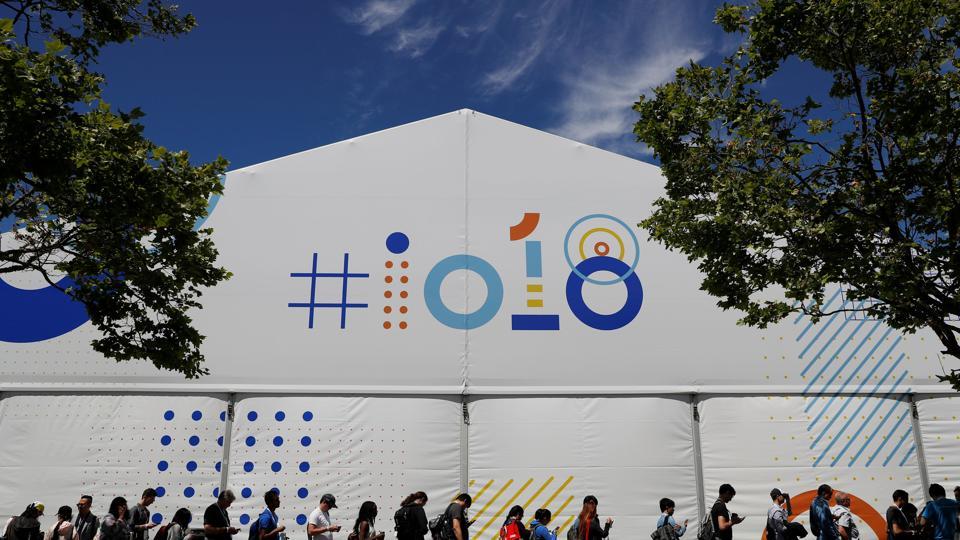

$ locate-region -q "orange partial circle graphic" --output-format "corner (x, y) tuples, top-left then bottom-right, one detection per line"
(594, 242), (610, 256)
(759, 490), (886, 540)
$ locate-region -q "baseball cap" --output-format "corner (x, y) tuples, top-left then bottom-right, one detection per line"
(32, 502), (45, 514)
(320, 494), (338, 508)
(770, 489), (783, 498)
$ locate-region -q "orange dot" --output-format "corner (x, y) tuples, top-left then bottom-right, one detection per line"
(401, 261), (409, 268)
(400, 276), (408, 284)
(400, 291), (408, 298)
(385, 261), (393, 268)
(385, 276), (393, 283)
(383, 321), (391, 329)
(384, 291), (392, 298)
(399, 321), (408, 330)
(383, 306), (392, 314)
(399, 306), (408, 314)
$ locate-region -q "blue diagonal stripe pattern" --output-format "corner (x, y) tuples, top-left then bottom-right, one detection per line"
(796, 289), (842, 336)
(844, 383), (911, 466)
(867, 408), (911, 466)
(899, 445), (916, 467)
(883, 425), (914, 467)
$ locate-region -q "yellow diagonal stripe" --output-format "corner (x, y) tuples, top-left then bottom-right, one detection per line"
(552, 496), (574, 520)
(557, 515), (576, 534)
(526, 284), (543, 292)
(539, 476), (573, 511)
(471, 479), (513, 523)
(478, 478), (534, 539)
(522, 477), (555, 526)
(472, 479), (495, 504)
(470, 480), (476, 488)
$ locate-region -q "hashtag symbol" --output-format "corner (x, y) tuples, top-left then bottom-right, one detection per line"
(288, 253), (369, 329)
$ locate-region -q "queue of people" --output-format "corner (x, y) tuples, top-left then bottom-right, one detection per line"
(2, 484), (957, 540)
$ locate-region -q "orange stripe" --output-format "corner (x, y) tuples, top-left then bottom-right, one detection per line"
(478, 478), (535, 539)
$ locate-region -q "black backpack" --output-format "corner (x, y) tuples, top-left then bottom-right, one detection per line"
(153, 524), (172, 540)
(395, 506), (414, 535)
(428, 513), (447, 540)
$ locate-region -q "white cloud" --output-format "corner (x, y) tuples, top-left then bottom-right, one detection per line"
(346, 0), (417, 35)
(390, 19), (444, 58)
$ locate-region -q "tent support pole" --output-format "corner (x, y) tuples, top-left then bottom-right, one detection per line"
(460, 394), (470, 496)
(908, 394), (931, 499)
(691, 394), (706, 525)
(219, 393), (236, 493)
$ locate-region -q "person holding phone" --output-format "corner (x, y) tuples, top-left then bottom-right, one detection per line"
(712, 484), (744, 540)
(530, 509), (558, 540)
(308, 495), (341, 540)
(351, 502), (384, 540)
(203, 490), (240, 540)
(657, 498), (688, 538)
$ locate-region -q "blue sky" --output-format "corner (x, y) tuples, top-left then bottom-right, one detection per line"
(91, 0), (810, 170)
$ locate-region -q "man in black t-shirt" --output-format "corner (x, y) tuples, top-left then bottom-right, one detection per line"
(445, 494), (473, 540)
(205, 490), (240, 540)
(887, 490), (914, 540)
(711, 484), (744, 540)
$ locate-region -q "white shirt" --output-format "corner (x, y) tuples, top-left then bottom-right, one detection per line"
(308, 508), (333, 540)
(768, 503), (788, 540)
(832, 506), (858, 539)
(45, 522), (77, 540)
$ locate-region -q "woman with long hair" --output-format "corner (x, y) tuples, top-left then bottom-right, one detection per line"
(98, 498), (130, 540)
(44, 506), (75, 540)
(575, 498), (611, 540)
(396, 493), (429, 540)
(163, 509), (193, 540)
(352, 502), (384, 540)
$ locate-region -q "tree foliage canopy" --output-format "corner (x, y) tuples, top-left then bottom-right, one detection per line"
(634, 0), (960, 389)
(1, 0), (228, 378)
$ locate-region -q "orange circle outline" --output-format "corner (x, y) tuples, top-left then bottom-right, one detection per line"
(760, 490), (886, 540)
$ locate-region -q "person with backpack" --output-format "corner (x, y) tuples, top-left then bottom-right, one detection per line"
(73, 496), (98, 540)
(887, 490), (915, 540)
(500, 506), (530, 540)
(98, 498), (131, 540)
(395, 492), (428, 540)
(573, 496), (612, 540)
(444, 494), (473, 540)
(832, 492), (858, 540)
(710, 485), (743, 540)
(3, 503), (45, 540)
(920, 484), (959, 540)
(767, 489), (790, 540)
(656, 498), (687, 539)
(529, 510), (557, 540)
(129, 489), (158, 540)
(155, 509), (192, 540)
(351, 502), (384, 540)
(252, 491), (285, 540)
(810, 485), (839, 540)
(44, 507), (75, 540)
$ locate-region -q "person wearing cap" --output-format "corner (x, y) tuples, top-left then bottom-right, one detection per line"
(831, 492), (858, 540)
(73, 496), (98, 540)
(767, 489), (789, 540)
(3, 503), (45, 540)
(307, 494), (341, 540)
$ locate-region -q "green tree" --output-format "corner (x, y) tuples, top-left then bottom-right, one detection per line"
(634, 0), (960, 389)
(1, 1), (229, 378)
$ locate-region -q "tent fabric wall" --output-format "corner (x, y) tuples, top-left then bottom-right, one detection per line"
(916, 397), (960, 489)
(0, 394), (227, 523)
(699, 396), (925, 540)
(467, 397), (698, 539)
(225, 396), (461, 530)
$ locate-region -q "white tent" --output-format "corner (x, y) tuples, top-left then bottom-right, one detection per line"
(1, 110), (957, 540)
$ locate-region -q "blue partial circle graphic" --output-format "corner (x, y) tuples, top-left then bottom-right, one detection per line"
(215, 462), (222, 472)
(424, 254), (503, 330)
(0, 177), (225, 343)
(386, 232), (410, 254)
(213, 488), (220, 498)
(563, 214), (641, 285)
(565, 256), (643, 330)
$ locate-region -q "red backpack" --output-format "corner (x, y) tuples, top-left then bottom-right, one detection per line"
(500, 519), (522, 540)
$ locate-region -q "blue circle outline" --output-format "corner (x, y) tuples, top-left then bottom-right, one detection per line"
(563, 214), (640, 285)
(424, 254), (503, 330)
(565, 256), (644, 330)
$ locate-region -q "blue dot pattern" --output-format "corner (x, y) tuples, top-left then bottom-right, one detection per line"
(160, 435), (171, 446)
(163, 411), (174, 421)
(242, 488), (252, 498)
(189, 435), (200, 446)
(302, 411), (313, 421)
(215, 462), (222, 472)
(157, 461), (168, 472)
(298, 488), (308, 499)
(239, 515), (250, 526)
(386, 231), (410, 254)
(273, 436), (283, 447)
(296, 515), (307, 526)
(275, 411), (285, 421)
(217, 436), (224, 447)
(271, 461), (282, 472)
(248, 411), (258, 421)
(156, 487), (166, 497)
(299, 461), (310, 472)
(191, 410), (202, 421)
(186, 461), (197, 472)
(213, 488), (220, 498)
(301, 436), (311, 447)
(246, 436), (256, 447)
(184, 487), (195, 498)
(152, 514), (163, 525)
(244, 461), (254, 472)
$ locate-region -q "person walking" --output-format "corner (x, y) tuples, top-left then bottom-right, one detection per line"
(307, 494), (341, 540)
(888, 490), (915, 540)
(575, 496), (612, 540)
(129, 489), (157, 540)
(920, 484), (959, 540)
(161, 509), (193, 540)
(351, 502), (384, 540)
(500, 506), (530, 540)
(98, 498), (131, 540)
(394, 492), (428, 540)
(711, 485), (743, 540)
(529, 510), (557, 540)
(203, 490), (239, 540)
(72, 497), (97, 540)
(832, 492), (858, 540)
(810, 485), (839, 540)
(767, 489), (790, 540)
(44, 507), (75, 540)
(4, 504), (45, 540)
(444, 494), (472, 540)
(254, 491), (285, 540)
(656, 498), (687, 538)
